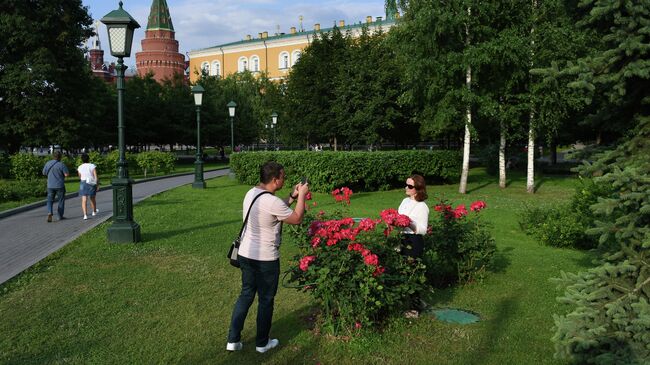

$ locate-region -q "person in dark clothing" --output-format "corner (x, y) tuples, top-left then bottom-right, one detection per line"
(42, 151), (69, 222)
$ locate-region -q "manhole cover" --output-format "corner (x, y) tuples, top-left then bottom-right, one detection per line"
(429, 308), (480, 324)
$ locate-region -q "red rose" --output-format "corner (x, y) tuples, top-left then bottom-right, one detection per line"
(299, 255), (316, 271)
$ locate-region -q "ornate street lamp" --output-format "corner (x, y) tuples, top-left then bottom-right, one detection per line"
(102, 1), (141, 243)
(227, 101), (237, 155)
(271, 111), (278, 150)
(191, 84), (205, 189)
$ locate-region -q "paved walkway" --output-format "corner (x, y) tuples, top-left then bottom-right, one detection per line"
(0, 169), (230, 285)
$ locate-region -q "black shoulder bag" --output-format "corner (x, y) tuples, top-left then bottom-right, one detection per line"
(227, 191), (271, 268)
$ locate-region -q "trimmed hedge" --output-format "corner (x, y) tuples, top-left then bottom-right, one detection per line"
(0, 179), (47, 203)
(230, 150), (461, 192)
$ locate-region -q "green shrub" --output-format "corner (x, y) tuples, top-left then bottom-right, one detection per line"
(519, 179), (610, 250)
(135, 151), (176, 177)
(9, 153), (44, 181)
(424, 200), (496, 286)
(0, 179), (46, 203)
(105, 150), (137, 176)
(0, 153), (10, 179)
(74, 151), (110, 175)
(230, 150), (461, 192)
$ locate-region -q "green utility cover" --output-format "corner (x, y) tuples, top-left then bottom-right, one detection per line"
(430, 308), (480, 324)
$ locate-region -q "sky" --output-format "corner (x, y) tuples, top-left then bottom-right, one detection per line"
(82, 0), (386, 66)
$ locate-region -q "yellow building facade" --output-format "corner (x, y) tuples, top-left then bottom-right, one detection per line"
(188, 16), (396, 82)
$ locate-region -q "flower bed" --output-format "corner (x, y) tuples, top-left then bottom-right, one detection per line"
(286, 188), (495, 335)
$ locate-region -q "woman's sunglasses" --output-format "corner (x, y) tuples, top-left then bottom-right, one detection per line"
(405, 184), (415, 189)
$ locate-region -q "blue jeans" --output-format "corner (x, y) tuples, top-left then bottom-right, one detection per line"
(47, 187), (66, 218)
(227, 255), (280, 347)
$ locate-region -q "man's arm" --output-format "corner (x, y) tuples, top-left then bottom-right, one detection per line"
(282, 183), (309, 225)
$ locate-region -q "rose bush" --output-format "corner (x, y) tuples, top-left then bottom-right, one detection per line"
(424, 200), (495, 286)
(286, 188), (426, 334)
(286, 191), (496, 334)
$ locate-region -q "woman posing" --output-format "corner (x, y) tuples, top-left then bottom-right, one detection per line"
(398, 174), (429, 258)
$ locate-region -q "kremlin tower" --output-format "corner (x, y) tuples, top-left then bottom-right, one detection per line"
(135, 0), (185, 82)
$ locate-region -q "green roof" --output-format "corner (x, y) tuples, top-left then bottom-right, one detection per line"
(146, 0), (174, 31)
(194, 18), (396, 52)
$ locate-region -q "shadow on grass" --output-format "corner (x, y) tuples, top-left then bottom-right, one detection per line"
(142, 221), (240, 241)
(571, 248), (601, 270)
(489, 246), (513, 274)
(184, 305), (317, 365)
(464, 294), (520, 365)
(137, 199), (185, 207)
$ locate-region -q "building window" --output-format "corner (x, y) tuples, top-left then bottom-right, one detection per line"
(291, 51), (301, 66)
(201, 62), (209, 74)
(211, 61), (220, 77)
(238, 57), (248, 72)
(251, 56), (260, 72)
(279, 52), (290, 69)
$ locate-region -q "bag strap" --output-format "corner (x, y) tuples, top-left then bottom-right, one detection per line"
(44, 160), (60, 177)
(236, 191), (272, 244)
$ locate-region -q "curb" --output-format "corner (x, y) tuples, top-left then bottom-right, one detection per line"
(0, 168), (229, 220)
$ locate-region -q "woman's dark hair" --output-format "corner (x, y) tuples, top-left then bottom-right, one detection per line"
(260, 161), (284, 184)
(410, 174), (428, 202)
(81, 153), (90, 163)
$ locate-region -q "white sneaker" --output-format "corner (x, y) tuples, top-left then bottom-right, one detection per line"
(255, 339), (279, 353)
(226, 342), (242, 351)
(83, 215), (88, 220)
(92, 211), (96, 216)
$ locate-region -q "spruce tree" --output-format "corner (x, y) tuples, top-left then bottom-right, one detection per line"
(552, 1), (650, 363)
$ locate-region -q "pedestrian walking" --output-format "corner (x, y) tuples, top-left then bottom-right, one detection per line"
(42, 151), (69, 222)
(77, 153), (99, 220)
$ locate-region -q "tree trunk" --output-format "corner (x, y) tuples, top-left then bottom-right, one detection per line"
(527, 0), (537, 194)
(499, 120), (506, 188)
(550, 138), (557, 165)
(459, 63), (472, 194)
(459, 7), (472, 194)
(526, 110), (535, 193)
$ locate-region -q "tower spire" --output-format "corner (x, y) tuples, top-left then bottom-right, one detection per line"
(385, 0), (398, 20)
(92, 20), (102, 50)
(147, 0), (174, 31)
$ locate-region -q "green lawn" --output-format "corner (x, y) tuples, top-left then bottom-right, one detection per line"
(0, 169), (593, 364)
(0, 162), (229, 212)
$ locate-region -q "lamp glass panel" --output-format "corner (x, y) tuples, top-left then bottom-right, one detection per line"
(108, 27), (127, 54)
(229, 107), (235, 117)
(194, 93), (203, 106)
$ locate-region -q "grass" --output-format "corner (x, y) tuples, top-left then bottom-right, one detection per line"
(0, 162), (229, 212)
(0, 168), (594, 364)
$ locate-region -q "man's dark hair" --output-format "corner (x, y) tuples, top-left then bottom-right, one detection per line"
(260, 161), (284, 184)
(81, 153), (89, 163)
(53, 151), (62, 160)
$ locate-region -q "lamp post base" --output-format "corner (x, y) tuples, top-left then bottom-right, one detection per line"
(192, 160), (205, 189)
(107, 220), (141, 243)
(108, 176), (141, 243)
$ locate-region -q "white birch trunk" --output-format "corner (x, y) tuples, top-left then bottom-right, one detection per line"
(527, 111), (535, 193)
(499, 120), (506, 188)
(527, 0), (537, 194)
(459, 7), (472, 194)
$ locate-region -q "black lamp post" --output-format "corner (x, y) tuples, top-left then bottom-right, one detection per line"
(191, 84), (205, 189)
(227, 101), (237, 154)
(271, 111), (278, 150)
(102, 1), (141, 243)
